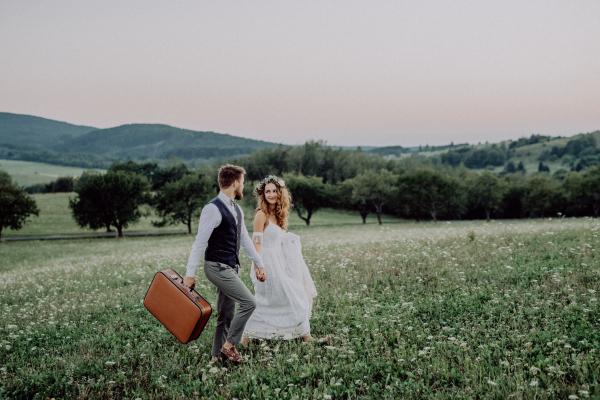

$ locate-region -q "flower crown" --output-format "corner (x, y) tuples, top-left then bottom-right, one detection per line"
(253, 175), (285, 195)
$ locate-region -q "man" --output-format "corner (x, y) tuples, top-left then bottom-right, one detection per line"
(183, 164), (266, 363)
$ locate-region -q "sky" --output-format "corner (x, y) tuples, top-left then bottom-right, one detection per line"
(1, 1), (599, 147)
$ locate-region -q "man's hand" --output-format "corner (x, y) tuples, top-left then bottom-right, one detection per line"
(257, 267), (266, 282)
(183, 276), (196, 289)
(253, 264), (266, 282)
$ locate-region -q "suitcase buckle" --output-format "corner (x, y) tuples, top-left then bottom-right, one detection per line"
(170, 275), (178, 280)
(193, 296), (200, 300)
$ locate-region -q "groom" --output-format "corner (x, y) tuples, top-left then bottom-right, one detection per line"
(183, 164), (266, 363)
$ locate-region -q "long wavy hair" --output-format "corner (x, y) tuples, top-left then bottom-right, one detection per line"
(253, 176), (292, 230)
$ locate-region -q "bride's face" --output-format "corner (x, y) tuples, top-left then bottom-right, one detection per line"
(264, 183), (278, 205)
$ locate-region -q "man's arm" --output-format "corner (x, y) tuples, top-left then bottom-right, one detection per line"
(239, 207), (265, 270)
(184, 204), (220, 280)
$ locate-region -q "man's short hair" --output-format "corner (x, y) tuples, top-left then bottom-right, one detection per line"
(218, 164), (246, 188)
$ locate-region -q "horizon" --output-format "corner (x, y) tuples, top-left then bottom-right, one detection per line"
(1, 1), (599, 147)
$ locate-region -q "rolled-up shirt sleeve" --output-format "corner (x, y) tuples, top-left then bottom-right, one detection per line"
(185, 204), (220, 277)
(239, 208), (264, 269)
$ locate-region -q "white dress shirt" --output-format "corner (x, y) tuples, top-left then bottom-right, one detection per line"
(185, 191), (264, 277)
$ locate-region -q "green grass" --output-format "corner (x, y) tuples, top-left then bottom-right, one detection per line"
(2, 193), (402, 237)
(0, 159), (105, 187)
(1, 219), (599, 399)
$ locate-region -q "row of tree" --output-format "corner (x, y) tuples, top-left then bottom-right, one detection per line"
(2, 141), (600, 238)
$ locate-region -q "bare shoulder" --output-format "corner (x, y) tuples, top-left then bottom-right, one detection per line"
(254, 210), (267, 222)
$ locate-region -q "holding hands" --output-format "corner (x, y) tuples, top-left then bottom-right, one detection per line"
(254, 263), (266, 282)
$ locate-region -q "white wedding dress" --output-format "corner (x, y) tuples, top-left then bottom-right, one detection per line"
(244, 222), (317, 339)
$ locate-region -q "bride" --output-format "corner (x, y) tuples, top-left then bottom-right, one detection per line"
(241, 175), (320, 343)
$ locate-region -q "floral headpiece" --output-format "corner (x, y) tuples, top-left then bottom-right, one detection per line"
(253, 175), (285, 196)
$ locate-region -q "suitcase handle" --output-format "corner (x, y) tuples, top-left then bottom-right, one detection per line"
(170, 274), (196, 293)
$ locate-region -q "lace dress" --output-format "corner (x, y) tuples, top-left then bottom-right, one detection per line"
(243, 222), (317, 339)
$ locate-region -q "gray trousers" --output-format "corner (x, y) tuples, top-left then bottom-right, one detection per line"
(203, 261), (257, 357)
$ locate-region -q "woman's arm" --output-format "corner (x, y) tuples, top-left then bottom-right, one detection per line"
(252, 211), (268, 281)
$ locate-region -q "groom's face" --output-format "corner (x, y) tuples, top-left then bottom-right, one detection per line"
(234, 175), (244, 201)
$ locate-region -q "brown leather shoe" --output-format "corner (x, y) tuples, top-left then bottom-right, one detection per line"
(221, 345), (245, 364)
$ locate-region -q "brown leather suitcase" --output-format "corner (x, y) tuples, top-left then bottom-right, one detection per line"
(144, 268), (212, 344)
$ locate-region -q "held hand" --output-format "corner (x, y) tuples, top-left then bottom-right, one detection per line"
(183, 276), (196, 289)
(254, 265), (266, 282)
(258, 267), (266, 282)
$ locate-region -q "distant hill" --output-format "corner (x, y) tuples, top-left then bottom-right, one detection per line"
(0, 113), (280, 167)
(57, 123), (279, 159)
(0, 112), (97, 147)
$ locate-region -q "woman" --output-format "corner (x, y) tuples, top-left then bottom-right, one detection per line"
(241, 175), (320, 343)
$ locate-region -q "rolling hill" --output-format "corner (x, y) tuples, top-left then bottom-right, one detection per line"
(0, 112), (280, 167)
(0, 112), (96, 147)
(56, 123), (278, 159)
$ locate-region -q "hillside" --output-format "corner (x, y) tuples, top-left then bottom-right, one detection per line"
(0, 113), (280, 167)
(57, 123), (278, 159)
(0, 112), (96, 147)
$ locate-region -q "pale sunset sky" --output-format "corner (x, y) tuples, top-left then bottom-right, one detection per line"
(1, 1), (599, 147)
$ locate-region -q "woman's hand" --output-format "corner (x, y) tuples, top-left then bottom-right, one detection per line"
(254, 263), (266, 282)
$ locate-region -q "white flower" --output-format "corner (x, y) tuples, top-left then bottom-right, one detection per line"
(488, 380), (496, 385)
(7, 325), (18, 330)
(530, 380), (538, 387)
(448, 337), (456, 341)
(278, 180), (285, 187)
(209, 367), (219, 373)
(105, 361), (116, 365)
(568, 395), (579, 399)
(505, 266), (513, 269)
(324, 396), (331, 400)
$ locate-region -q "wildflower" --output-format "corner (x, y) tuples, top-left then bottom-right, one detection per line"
(209, 367), (219, 373)
(568, 395), (579, 399)
(448, 337), (456, 341)
(530, 380), (538, 387)
(505, 266), (513, 269)
(324, 396), (331, 399)
(488, 380), (496, 385)
(105, 361), (116, 365)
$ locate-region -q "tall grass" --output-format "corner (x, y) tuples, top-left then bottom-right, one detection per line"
(0, 219), (598, 399)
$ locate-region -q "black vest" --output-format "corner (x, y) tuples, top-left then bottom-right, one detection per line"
(204, 197), (242, 268)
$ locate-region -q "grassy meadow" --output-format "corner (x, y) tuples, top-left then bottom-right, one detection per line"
(2, 193), (401, 237)
(0, 159), (103, 187)
(1, 219), (599, 399)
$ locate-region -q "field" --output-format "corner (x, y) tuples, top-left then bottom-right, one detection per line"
(0, 159), (104, 187)
(2, 193), (401, 237)
(1, 219), (599, 399)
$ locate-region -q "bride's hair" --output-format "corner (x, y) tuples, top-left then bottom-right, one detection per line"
(253, 175), (292, 230)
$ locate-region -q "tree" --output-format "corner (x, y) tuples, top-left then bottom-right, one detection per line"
(345, 169), (398, 225)
(397, 169), (463, 222)
(69, 170), (150, 237)
(523, 175), (561, 218)
(282, 173), (329, 225)
(562, 166), (600, 217)
(469, 171), (507, 221)
(538, 162), (550, 172)
(504, 161), (516, 174)
(0, 171), (39, 239)
(152, 174), (214, 234)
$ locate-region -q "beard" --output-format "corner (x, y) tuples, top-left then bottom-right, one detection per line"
(234, 185), (243, 201)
